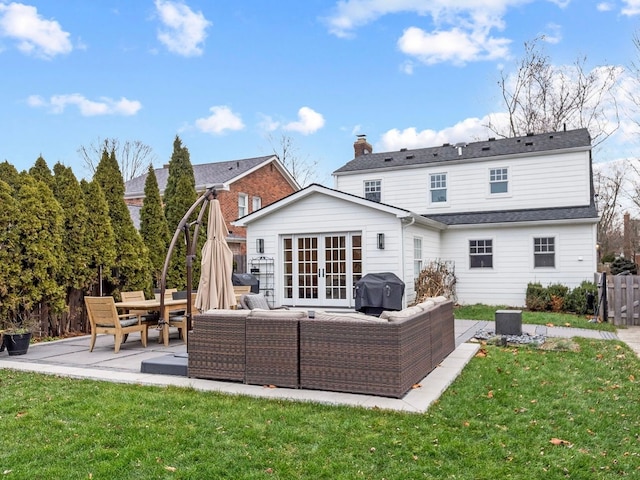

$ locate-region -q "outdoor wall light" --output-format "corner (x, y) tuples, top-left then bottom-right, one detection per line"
(256, 238), (265, 253)
(377, 233), (385, 250)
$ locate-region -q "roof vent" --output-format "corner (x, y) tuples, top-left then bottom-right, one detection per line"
(525, 141), (533, 146)
(488, 137), (496, 141)
(482, 146), (490, 151)
(400, 148), (407, 152)
(549, 135), (554, 139)
(526, 132), (534, 136)
(442, 143), (450, 147)
(433, 153), (438, 157)
(384, 157), (393, 162)
(406, 154), (414, 159)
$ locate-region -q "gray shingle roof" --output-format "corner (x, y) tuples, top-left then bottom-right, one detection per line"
(334, 128), (591, 174)
(425, 204), (598, 226)
(125, 155), (275, 197)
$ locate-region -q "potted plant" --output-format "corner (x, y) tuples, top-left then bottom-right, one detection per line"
(1, 310), (39, 356)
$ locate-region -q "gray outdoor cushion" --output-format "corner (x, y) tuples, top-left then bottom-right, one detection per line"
(243, 293), (270, 310)
(248, 309), (306, 319)
(379, 306), (423, 321)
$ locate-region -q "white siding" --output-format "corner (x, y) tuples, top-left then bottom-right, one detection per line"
(401, 223), (441, 304)
(439, 222), (598, 306)
(336, 150), (591, 214)
(244, 192), (406, 306)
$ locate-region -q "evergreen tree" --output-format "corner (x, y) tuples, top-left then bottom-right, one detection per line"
(29, 156), (54, 188)
(80, 179), (117, 298)
(0, 180), (21, 325)
(140, 164), (170, 287)
(52, 163), (91, 332)
(15, 175), (66, 334)
(0, 161), (21, 190)
(163, 136), (199, 289)
(94, 148), (152, 297)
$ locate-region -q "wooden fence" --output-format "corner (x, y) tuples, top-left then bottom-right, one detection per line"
(596, 272), (640, 326)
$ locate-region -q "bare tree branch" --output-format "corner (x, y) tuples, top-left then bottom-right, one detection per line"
(268, 134), (323, 187)
(78, 137), (156, 182)
(486, 37), (621, 146)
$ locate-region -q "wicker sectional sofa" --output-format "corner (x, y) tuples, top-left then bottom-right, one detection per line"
(188, 298), (455, 398)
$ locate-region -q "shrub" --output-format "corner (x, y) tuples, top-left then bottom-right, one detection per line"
(610, 257), (638, 275)
(525, 282), (549, 311)
(565, 281), (597, 314)
(547, 283), (569, 312)
(601, 252), (615, 264)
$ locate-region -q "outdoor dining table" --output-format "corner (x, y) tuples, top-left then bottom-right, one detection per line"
(115, 298), (189, 347)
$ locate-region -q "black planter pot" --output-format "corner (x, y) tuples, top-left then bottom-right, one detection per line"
(3, 332), (32, 356)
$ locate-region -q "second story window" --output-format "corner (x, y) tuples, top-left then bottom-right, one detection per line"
(430, 173), (447, 203)
(238, 193), (248, 217)
(252, 196), (262, 212)
(364, 180), (381, 202)
(490, 167), (508, 194)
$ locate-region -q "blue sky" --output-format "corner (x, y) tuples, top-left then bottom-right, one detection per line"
(2, 0), (640, 183)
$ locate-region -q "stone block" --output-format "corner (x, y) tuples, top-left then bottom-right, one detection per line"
(495, 310), (522, 335)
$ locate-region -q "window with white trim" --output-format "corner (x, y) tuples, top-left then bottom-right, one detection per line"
(430, 173), (447, 203)
(534, 237), (555, 268)
(238, 193), (248, 217)
(470, 239), (493, 268)
(252, 196), (262, 212)
(413, 237), (423, 279)
(364, 180), (381, 202)
(490, 167), (508, 194)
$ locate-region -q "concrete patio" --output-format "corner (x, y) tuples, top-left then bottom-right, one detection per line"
(0, 320), (632, 413)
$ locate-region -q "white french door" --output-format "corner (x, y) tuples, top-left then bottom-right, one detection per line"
(282, 233), (362, 307)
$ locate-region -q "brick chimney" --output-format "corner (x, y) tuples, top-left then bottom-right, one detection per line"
(354, 135), (372, 157)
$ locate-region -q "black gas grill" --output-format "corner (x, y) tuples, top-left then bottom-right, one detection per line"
(354, 272), (405, 316)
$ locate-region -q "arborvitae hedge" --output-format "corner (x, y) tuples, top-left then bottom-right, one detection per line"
(94, 148), (152, 298)
(163, 136), (200, 290)
(140, 164), (170, 288)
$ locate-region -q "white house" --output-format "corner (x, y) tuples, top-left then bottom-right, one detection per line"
(234, 128), (599, 308)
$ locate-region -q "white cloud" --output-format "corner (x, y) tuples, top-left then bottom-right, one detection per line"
(621, 0), (640, 15)
(155, 0), (210, 56)
(597, 2), (614, 11)
(195, 106), (244, 134)
(324, 1), (577, 66)
(540, 23), (562, 44)
(283, 107), (325, 135)
(0, 2), (72, 59)
(398, 26), (510, 66)
(257, 114), (280, 132)
(378, 114), (504, 152)
(27, 93), (142, 116)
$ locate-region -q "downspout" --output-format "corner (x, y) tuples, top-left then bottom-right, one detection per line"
(401, 215), (416, 308)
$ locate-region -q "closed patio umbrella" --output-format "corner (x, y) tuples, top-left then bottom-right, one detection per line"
(195, 198), (236, 311)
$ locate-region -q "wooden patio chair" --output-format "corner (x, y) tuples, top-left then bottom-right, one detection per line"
(168, 291), (198, 343)
(85, 296), (148, 353)
(120, 290), (159, 325)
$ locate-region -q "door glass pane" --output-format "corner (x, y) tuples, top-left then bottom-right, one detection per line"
(283, 237), (293, 299)
(325, 235), (347, 300)
(297, 236), (318, 299)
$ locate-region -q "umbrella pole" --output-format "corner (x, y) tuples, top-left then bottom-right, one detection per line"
(159, 186), (217, 343)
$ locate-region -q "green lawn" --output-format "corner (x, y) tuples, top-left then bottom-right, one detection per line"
(455, 304), (617, 332)
(1, 338), (638, 479)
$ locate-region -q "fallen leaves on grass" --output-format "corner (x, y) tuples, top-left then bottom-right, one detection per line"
(475, 348), (488, 358)
(550, 438), (573, 447)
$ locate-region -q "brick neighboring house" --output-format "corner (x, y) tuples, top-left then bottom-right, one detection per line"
(124, 155), (299, 266)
